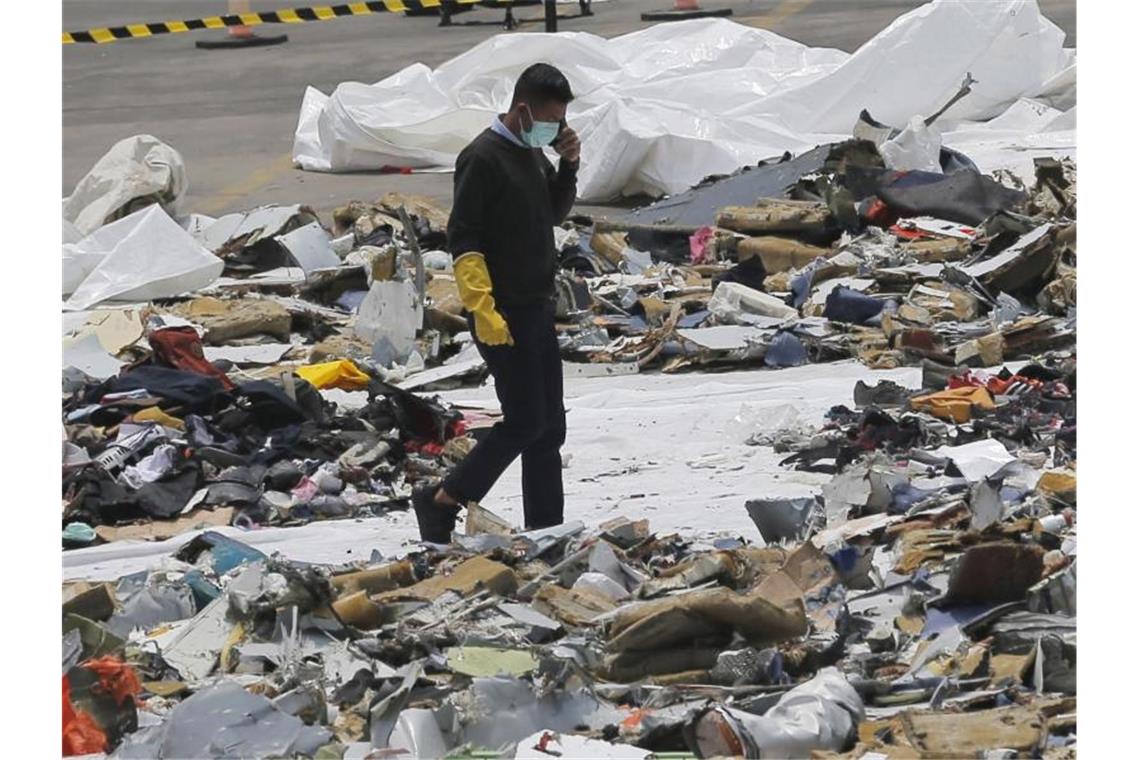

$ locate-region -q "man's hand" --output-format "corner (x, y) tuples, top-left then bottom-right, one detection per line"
(473, 308), (514, 346)
(554, 126), (580, 163)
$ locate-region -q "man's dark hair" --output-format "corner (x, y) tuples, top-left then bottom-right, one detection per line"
(511, 63), (574, 107)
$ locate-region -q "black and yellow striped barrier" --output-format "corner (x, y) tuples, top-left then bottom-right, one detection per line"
(62, 1), (543, 44)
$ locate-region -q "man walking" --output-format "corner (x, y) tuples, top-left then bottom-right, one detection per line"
(413, 63), (581, 543)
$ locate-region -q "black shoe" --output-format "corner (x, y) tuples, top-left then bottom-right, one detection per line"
(412, 482), (460, 544)
(853, 379), (912, 408)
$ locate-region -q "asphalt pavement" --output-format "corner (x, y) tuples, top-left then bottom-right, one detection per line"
(62, 0), (1076, 218)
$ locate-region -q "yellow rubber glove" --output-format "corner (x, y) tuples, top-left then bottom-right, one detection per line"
(454, 252), (513, 346)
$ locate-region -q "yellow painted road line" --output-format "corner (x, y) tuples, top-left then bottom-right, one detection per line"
(198, 154), (297, 216)
(741, 0), (816, 30)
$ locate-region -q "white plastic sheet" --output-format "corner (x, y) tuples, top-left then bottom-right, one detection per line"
(881, 117), (943, 173)
(63, 240), (111, 298)
(62, 334), (124, 380)
(294, 0), (1074, 201)
(934, 439), (1016, 482)
(64, 205), (224, 311)
(63, 134), (188, 236)
(354, 280), (424, 365)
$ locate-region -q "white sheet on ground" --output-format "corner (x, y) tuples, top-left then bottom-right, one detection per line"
(64, 205), (224, 311)
(63, 134), (188, 236)
(293, 0), (1074, 200)
(64, 360), (920, 581)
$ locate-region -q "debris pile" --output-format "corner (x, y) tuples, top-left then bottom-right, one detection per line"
(62, 4), (1077, 755)
(60, 175), (1079, 755)
(63, 145), (495, 545)
(63, 129), (1076, 550)
(62, 353), (1077, 757)
(583, 147), (1076, 375)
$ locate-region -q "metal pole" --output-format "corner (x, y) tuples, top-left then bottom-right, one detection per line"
(545, 0), (557, 32)
(396, 207), (426, 315)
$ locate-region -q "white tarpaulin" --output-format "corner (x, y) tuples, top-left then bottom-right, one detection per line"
(63, 134), (189, 236)
(64, 205), (224, 311)
(293, 0), (1074, 201)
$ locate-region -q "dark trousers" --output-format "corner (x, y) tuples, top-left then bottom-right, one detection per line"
(442, 300), (566, 529)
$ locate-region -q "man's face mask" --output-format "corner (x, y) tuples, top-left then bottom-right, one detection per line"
(521, 103), (561, 148)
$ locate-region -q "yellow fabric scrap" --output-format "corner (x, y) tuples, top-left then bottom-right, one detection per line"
(132, 407), (185, 431)
(296, 360), (371, 391)
(910, 386), (994, 423)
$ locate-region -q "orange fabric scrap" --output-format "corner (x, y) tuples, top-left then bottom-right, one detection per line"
(910, 386), (995, 423)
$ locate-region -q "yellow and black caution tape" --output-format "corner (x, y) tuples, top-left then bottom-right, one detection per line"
(63, 1), (538, 44)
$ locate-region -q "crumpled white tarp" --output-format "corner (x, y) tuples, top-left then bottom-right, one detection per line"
(696, 667), (864, 757)
(63, 134), (188, 236)
(63, 218), (84, 244)
(293, 0), (1074, 201)
(64, 205), (224, 311)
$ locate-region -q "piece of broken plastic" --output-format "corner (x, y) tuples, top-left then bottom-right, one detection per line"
(110, 680), (331, 758)
(709, 281), (799, 323)
(446, 646), (540, 678)
(746, 497), (819, 544)
(275, 221), (341, 274)
(764, 331), (810, 368)
(354, 280), (423, 366)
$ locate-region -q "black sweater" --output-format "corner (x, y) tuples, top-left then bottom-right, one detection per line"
(446, 127), (578, 307)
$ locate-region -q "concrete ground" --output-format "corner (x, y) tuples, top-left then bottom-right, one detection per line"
(63, 0), (1076, 220)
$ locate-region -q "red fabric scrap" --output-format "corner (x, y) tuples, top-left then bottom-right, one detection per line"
(63, 675), (108, 756)
(148, 327), (236, 391)
(82, 655), (143, 706)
